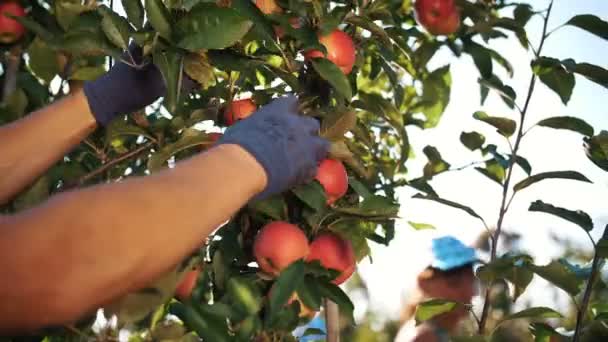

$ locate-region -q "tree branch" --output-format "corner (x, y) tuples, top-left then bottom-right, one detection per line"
(573, 225), (608, 342)
(2, 45), (22, 102)
(325, 299), (340, 342)
(478, 0), (554, 334)
(67, 142), (154, 188)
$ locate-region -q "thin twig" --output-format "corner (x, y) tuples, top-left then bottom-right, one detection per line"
(478, 1), (554, 334)
(69, 142), (153, 188)
(2, 45), (21, 102)
(573, 240), (604, 341)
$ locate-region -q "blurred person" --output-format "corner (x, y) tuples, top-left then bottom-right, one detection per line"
(395, 236), (478, 342)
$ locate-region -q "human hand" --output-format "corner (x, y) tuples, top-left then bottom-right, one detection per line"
(217, 96), (329, 200)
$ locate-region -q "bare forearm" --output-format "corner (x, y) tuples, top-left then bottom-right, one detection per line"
(0, 144), (265, 331)
(0, 90), (96, 204)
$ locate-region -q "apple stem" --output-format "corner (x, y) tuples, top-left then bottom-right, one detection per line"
(2, 44), (21, 103)
(324, 299), (340, 342)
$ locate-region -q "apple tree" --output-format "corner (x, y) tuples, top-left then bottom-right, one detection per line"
(0, 0), (607, 341)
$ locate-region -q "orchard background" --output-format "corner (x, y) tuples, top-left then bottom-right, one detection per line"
(0, 0), (607, 341)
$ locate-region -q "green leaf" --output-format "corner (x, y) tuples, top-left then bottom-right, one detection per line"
(413, 194), (485, 222)
(321, 109), (357, 141)
(61, 33), (122, 59)
(70, 66), (107, 81)
(227, 278), (261, 315)
(105, 118), (154, 141)
(528, 260), (584, 296)
(514, 4), (534, 27)
(460, 132), (486, 151)
(502, 307), (562, 322)
(529, 200), (594, 232)
(176, 4), (252, 50)
(473, 111), (516, 137)
(419, 65), (452, 128)
(514, 171), (592, 192)
(311, 58), (353, 100)
(529, 323), (562, 342)
(475, 160), (505, 185)
(536, 116), (594, 136)
(596, 234), (608, 258)
(408, 222), (436, 231)
(8, 14), (54, 42)
(415, 299), (458, 324)
(99, 5), (132, 50)
(466, 42), (492, 78)
(532, 57), (575, 105)
(169, 302), (231, 342)
(230, 0), (277, 43)
(476, 254), (533, 301)
(333, 195), (399, 218)
(316, 281), (355, 321)
(584, 131), (608, 172)
(145, 0), (172, 39)
(148, 129), (211, 171)
(249, 196), (287, 220)
(345, 15), (392, 49)
(268, 261), (305, 320)
(422, 146), (451, 179)
(26, 38), (61, 84)
(12, 176), (49, 211)
(565, 14), (608, 41)
(296, 277), (322, 312)
(562, 59), (608, 89)
(121, 0), (145, 29)
(478, 76), (517, 108)
(513, 155), (532, 175)
(153, 49), (183, 114)
(292, 181), (327, 212)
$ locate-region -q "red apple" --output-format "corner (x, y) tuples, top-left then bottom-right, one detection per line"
(304, 29), (356, 74)
(307, 233), (356, 285)
(315, 159), (348, 205)
(175, 267), (201, 300)
(254, 221), (310, 276)
(0, 1), (26, 44)
(255, 0), (282, 14)
(414, 0), (461, 36)
(224, 99), (257, 126)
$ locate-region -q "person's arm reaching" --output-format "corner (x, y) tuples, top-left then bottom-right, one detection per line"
(0, 47), (167, 205)
(0, 96), (329, 333)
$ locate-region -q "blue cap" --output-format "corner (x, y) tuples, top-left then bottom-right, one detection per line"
(294, 316), (326, 341)
(430, 236), (477, 271)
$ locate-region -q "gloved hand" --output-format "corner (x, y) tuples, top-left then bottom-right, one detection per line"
(217, 96), (329, 200)
(84, 47), (197, 126)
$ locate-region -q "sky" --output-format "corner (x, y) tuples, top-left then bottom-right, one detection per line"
(108, 0), (607, 328)
(355, 0), (608, 324)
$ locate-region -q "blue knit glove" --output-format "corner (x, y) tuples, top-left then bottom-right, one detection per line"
(217, 96), (329, 200)
(84, 46), (198, 126)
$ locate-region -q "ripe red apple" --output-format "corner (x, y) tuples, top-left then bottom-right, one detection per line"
(255, 0), (282, 14)
(254, 221), (310, 276)
(223, 99), (257, 126)
(0, 1), (26, 44)
(175, 267), (201, 300)
(414, 0), (461, 36)
(315, 159), (348, 205)
(307, 233), (356, 285)
(304, 29), (356, 74)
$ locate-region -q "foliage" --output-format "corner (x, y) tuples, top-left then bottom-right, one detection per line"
(0, 0), (607, 341)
